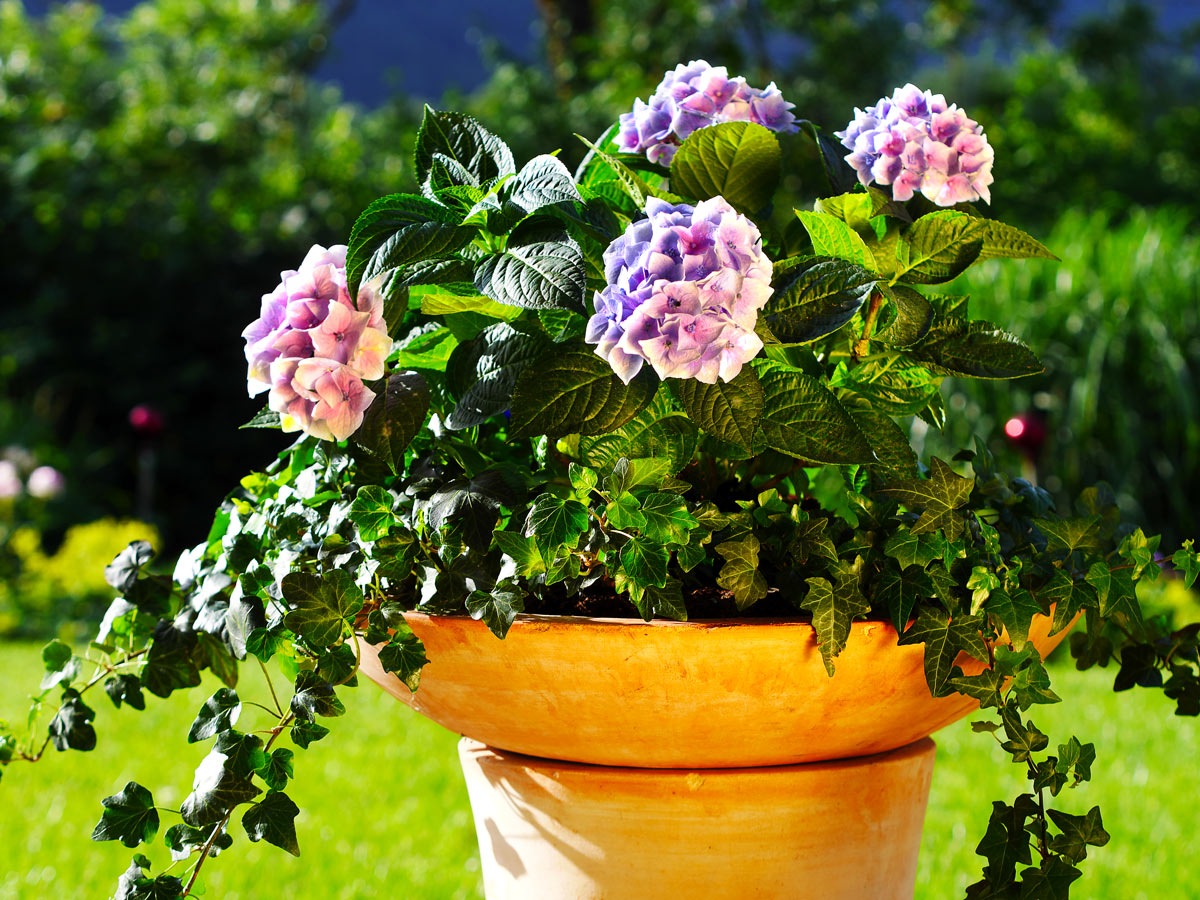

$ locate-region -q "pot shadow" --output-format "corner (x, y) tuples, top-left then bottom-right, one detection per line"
(484, 816), (527, 878)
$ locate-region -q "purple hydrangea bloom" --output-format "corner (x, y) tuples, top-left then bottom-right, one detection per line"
(618, 61), (800, 166)
(585, 197), (773, 384)
(835, 84), (995, 206)
(241, 244), (390, 441)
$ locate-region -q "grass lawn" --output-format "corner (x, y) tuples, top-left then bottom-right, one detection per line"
(1, 640), (1196, 899)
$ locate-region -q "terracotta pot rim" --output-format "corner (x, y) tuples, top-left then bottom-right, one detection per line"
(403, 610), (900, 633)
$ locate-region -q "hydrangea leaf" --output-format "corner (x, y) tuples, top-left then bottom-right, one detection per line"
(187, 688), (241, 744)
(875, 285), (934, 347)
(579, 390), (699, 473)
(800, 567), (871, 675)
(474, 223), (586, 313)
(353, 371), (431, 476)
(895, 210), (986, 284)
(910, 319), (1043, 380)
(671, 121), (782, 215)
(755, 364), (874, 464)
(509, 154), (583, 214)
(345, 192), (470, 296)
(509, 345), (656, 438)
(668, 367), (764, 450)
(445, 323), (549, 429)
(764, 256), (877, 344)
(414, 106), (515, 188)
(242, 791), (301, 857)
(91, 782), (159, 848)
(795, 210), (877, 271)
(975, 220), (1058, 261)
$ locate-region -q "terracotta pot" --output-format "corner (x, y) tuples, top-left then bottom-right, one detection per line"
(357, 611), (1070, 768)
(459, 736), (937, 900)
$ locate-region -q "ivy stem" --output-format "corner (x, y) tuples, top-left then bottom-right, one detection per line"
(851, 291), (886, 362)
(181, 809), (233, 897)
(258, 658), (284, 718)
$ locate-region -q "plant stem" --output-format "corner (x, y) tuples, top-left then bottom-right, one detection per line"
(851, 291), (886, 362)
(258, 658), (283, 717)
(181, 810), (233, 897)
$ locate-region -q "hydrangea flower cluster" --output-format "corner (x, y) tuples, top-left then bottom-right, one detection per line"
(836, 83), (994, 206)
(242, 245), (390, 442)
(585, 197), (773, 384)
(618, 60), (799, 166)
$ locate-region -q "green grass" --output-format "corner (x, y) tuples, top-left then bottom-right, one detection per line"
(1, 641), (1196, 899)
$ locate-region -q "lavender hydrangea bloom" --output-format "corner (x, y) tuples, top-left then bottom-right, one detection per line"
(586, 197), (773, 384)
(835, 84), (995, 206)
(241, 244), (389, 441)
(618, 61), (799, 166)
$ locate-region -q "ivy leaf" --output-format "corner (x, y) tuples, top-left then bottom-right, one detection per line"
(49, 688), (97, 751)
(164, 823), (232, 862)
(877, 457), (974, 541)
(1009, 657), (1062, 710)
(289, 722), (330, 750)
(795, 210), (877, 270)
(40, 639), (80, 690)
(883, 526), (946, 570)
(1035, 517), (1103, 554)
(605, 491), (647, 530)
(1047, 807), (1110, 864)
(974, 800), (1034, 887)
(242, 790), (301, 857)
(377, 625), (429, 692)
(493, 531), (546, 578)
(113, 860), (184, 900)
(141, 622), (202, 699)
(414, 105), (515, 187)
(252, 748), (294, 794)
(446, 322), (548, 429)
(669, 367), (763, 449)
(897, 606), (988, 696)
(180, 748), (261, 828)
(895, 210), (985, 284)
(620, 537), (671, 588)
(1018, 856), (1083, 900)
(1172, 540), (1200, 589)
(763, 257), (877, 344)
(999, 704), (1049, 763)
(639, 492), (699, 545)
(104, 674), (146, 711)
(475, 223), (586, 312)
(568, 463), (598, 497)
(282, 571), (363, 648)
(466, 586), (526, 639)
(105, 540), (155, 593)
(1055, 737), (1096, 787)
(349, 486), (394, 543)
(946, 668), (1005, 708)
(716, 534), (768, 610)
(801, 568), (871, 675)
(353, 371), (431, 476)
(1038, 570), (1098, 636)
(670, 121), (781, 214)
(643, 580), (688, 622)
(290, 670), (346, 722)
(875, 564), (933, 632)
(91, 782), (159, 848)
(187, 688), (241, 744)
(509, 344), (655, 437)
(214, 731), (267, 778)
(985, 587), (1044, 649)
(524, 493), (589, 559)
(755, 364), (874, 464)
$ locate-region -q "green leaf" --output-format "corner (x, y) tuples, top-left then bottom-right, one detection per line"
(800, 568), (871, 675)
(1055, 736), (1096, 786)
(1172, 540), (1200, 588)
(575, 134), (657, 208)
(620, 536), (671, 588)
(764, 257), (877, 344)
(974, 800), (1034, 887)
(755, 364), (874, 464)
(376, 625), (429, 692)
(878, 457), (974, 541)
(493, 531), (546, 578)
(985, 588), (1044, 649)
(875, 285), (934, 347)
(578, 389), (698, 473)
(668, 367), (763, 449)
(910, 320), (1044, 380)
(525, 493), (589, 557)
(946, 668), (1005, 708)
(164, 823), (232, 862)
(568, 462), (598, 496)
(466, 586), (525, 639)
(975, 220), (1058, 261)
(353, 371), (431, 475)
(999, 704), (1049, 763)
(474, 223), (586, 312)
(897, 606), (988, 696)
(242, 791), (301, 857)
(1018, 856), (1083, 900)
(141, 623), (202, 699)
(605, 491), (647, 530)
(510, 154), (582, 213)
(895, 210), (985, 284)
(1037, 570), (1098, 636)
(1035, 517), (1103, 555)
(349, 485), (395, 543)
(345, 193), (469, 296)
(414, 106), (515, 187)
(875, 564), (933, 632)
(289, 670), (346, 721)
(846, 404), (918, 475)
(1047, 807), (1110, 864)
(180, 748), (261, 827)
(639, 492), (699, 545)
(49, 688), (97, 751)
(104, 674), (146, 711)
(715, 535), (768, 610)
(40, 639), (79, 690)
(446, 323), (549, 429)
(413, 282), (522, 321)
(1009, 656), (1062, 710)
(214, 731), (267, 778)
(509, 344), (655, 437)
(254, 748), (295, 792)
(282, 571), (363, 648)
(830, 358), (941, 416)
(796, 210), (877, 270)
(671, 121), (782, 214)
(239, 407), (281, 430)
(289, 722), (330, 750)
(883, 525), (947, 570)
(92, 782), (159, 848)
(187, 688), (241, 744)
(105, 540), (155, 593)
(388, 324), (458, 371)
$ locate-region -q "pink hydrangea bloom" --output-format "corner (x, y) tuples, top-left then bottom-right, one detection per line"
(241, 244), (390, 441)
(618, 61), (799, 166)
(835, 84), (995, 206)
(585, 197), (773, 384)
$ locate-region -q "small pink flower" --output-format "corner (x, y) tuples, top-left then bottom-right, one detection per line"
(293, 359), (376, 442)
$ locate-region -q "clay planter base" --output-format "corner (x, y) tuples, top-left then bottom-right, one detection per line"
(459, 736), (937, 900)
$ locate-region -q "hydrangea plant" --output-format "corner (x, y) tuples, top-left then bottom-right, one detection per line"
(4, 63), (1199, 900)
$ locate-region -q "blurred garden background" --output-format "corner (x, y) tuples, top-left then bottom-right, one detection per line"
(1, 0), (1198, 896)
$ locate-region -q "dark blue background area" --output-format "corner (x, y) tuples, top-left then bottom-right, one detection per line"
(21, 0), (1198, 106)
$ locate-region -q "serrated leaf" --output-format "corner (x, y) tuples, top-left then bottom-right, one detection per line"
(510, 154), (582, 213)
(801, 569), (871, 675)
(345, 192), (469, 296)
(911, 318), (1043, 380)
(509, 344), (655, 437)
(755, 364), (874, 464)
(897, 606), (988, 696)
(715, 534), (768, 610)
(413, 282), (522, 321)
(975, 220), (1057, 261)
(830, 358), (941, 416)
(349, 485), (394, 543)
(92, 782), (159, 848)
(796, 210), (877, 270)
(578, 389), (698, 473)
(187, 688), (241, 744)
(474, 224), (586, 312)
(445, 323), (548, 429)
(895, 210), (985, 284)
(239, 407), (281, 430)
(282, 571), (362, 648)
(352, 371), (430, 476)
(466, 587), (525, 639)
(414, 106), (515, 188)
(670, 121), (782, 214)
(847, 404), (918, 475)
(242, 791), (300, 857)
(875, 285), (934, 347)
(764, 256), (877, 344)
(669, 367), (763, 449)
